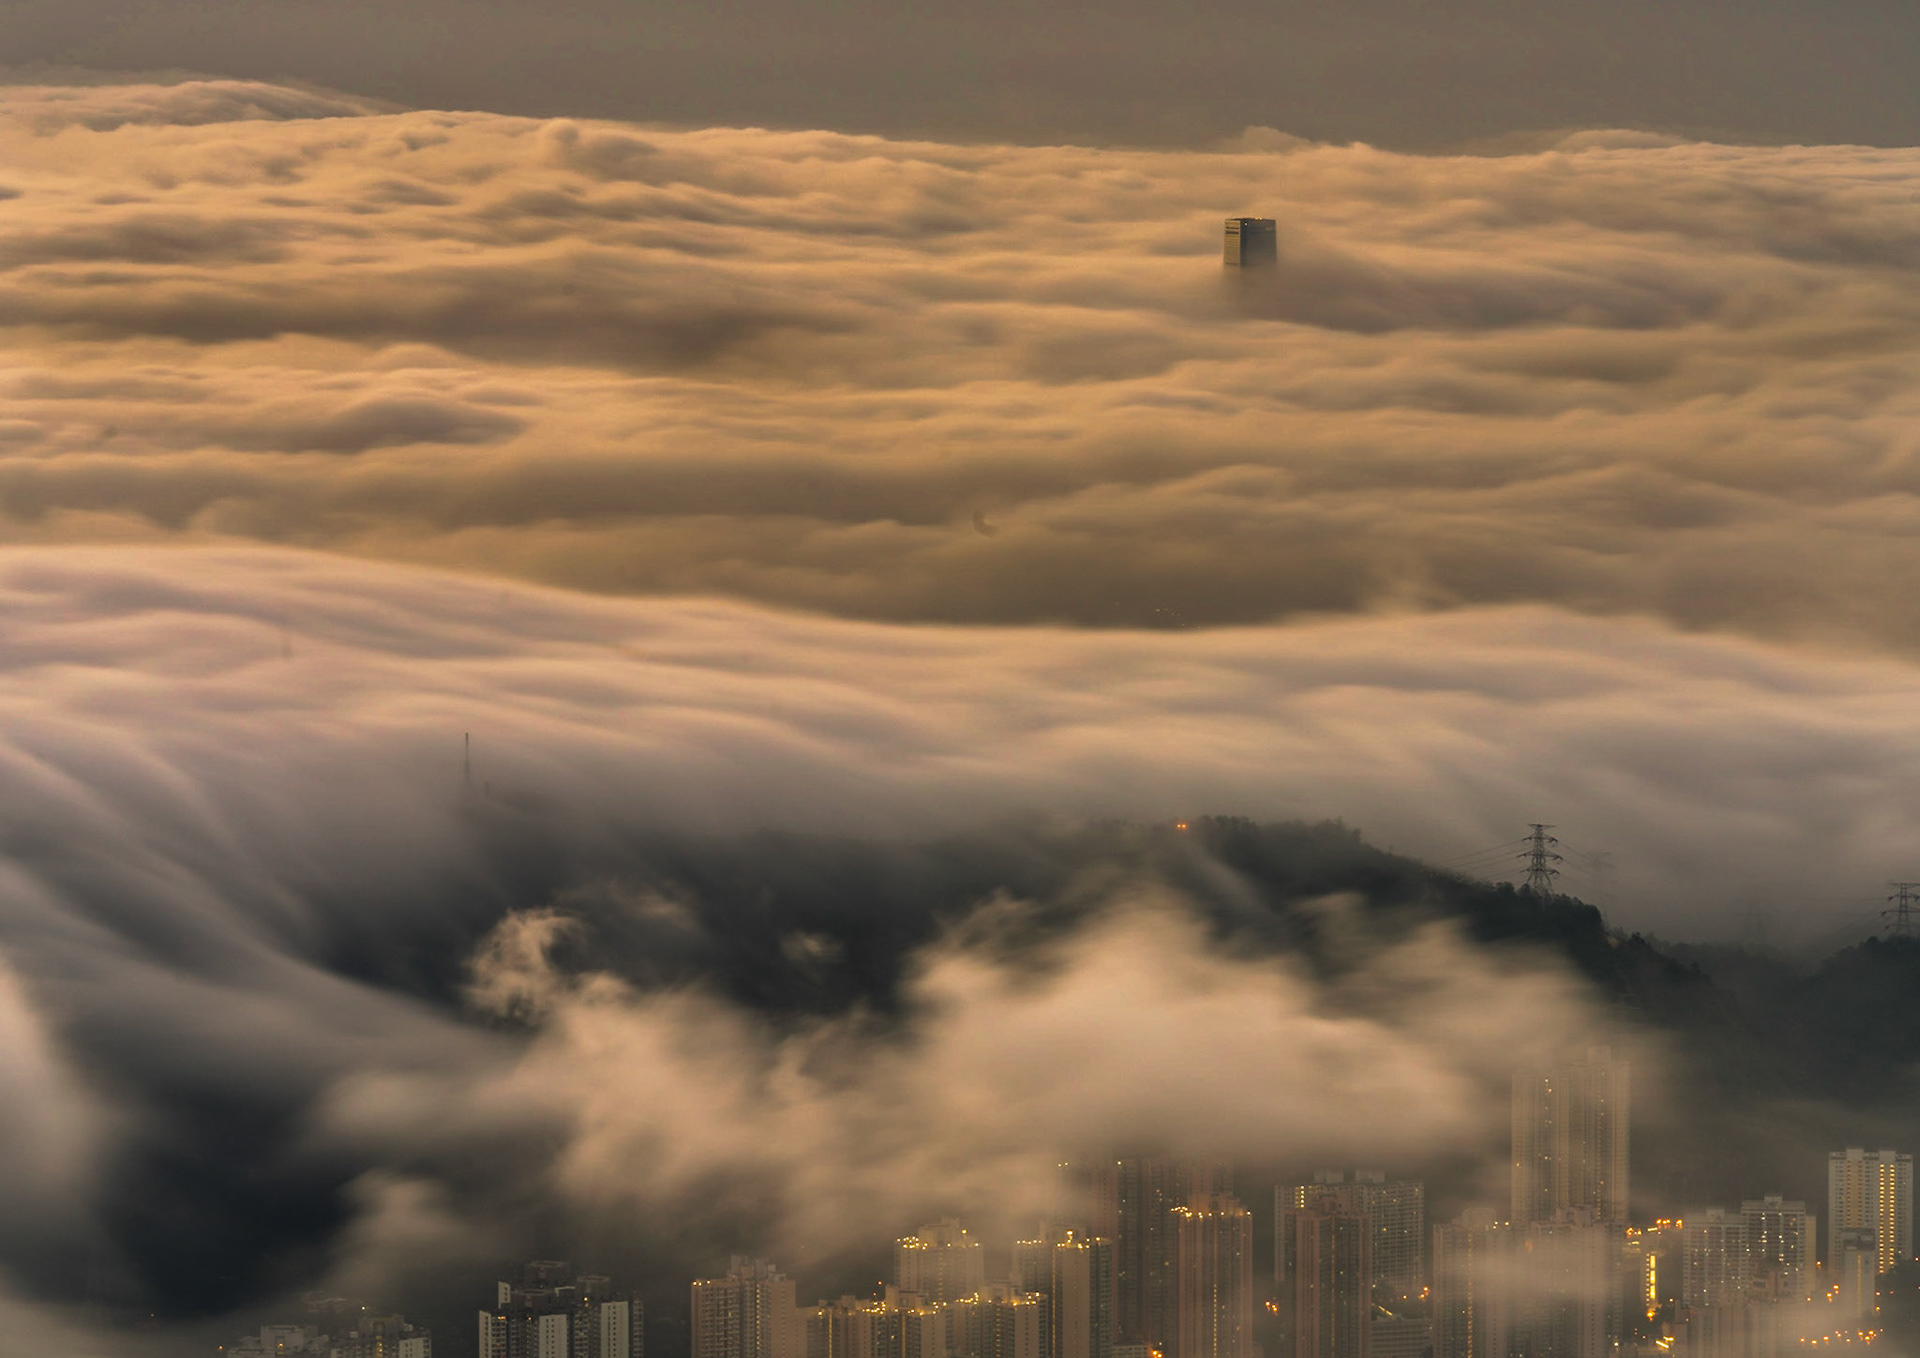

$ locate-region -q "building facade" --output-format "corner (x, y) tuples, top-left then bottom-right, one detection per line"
(1512, 1048), (1631, 1228)
(898, 1222), (989, 1308)
(479, 1264), (642, 1358)
(1828, 1149), (1913, 1276)
(693, 1259), (801, 1358)
(1291, 1191), (1373, 1358)
(1175, 1196), (1254, 1358)
(1433, 1209), (1509, 1358)
(1222, 218), (1277, 267)
(1740, 1197), (1814, 1301)
(1089, 1159), (1232, 1355)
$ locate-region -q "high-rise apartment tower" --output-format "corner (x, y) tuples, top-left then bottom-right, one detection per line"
(1290, 1191), (1372, 1358)
(1741, 1196), (1814, 1301)
(693, 1259), (801, 1358)
(1829, 1149), (1913, 1276)
(1512, 1047), (1631, 1226)
(1279, 1172), (1425, 1302)
(1432, 1209), (1508, 1358)
(897, 1220), (989, 1306)
(1176, 1196), (1254, 1358)
(1089, 1159), (1232, 1355)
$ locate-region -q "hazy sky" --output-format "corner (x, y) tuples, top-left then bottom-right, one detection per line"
(6, 0), (1920, 149)
(2, 42), (1918, 1354)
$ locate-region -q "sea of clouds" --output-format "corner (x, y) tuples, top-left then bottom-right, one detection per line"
(5, 77), (1920, 1350)
(5, 81), (1920, 645)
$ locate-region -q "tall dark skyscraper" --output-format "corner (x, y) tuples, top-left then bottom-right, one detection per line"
(1512, 1047), (1630, 1226)
(1222, 218), (1277, 268)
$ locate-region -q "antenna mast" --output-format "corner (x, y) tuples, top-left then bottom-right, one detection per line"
(1520, 824), (1562, 895)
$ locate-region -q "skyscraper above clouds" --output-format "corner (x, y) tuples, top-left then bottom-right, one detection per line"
(1222, 218), (1277, 267)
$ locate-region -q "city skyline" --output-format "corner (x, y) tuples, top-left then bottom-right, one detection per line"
(200, 1022), (1920, 1358)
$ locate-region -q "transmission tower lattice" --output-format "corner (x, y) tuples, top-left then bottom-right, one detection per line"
(1886, 883), (1920, 938)
(1520, 824), (1563, 895)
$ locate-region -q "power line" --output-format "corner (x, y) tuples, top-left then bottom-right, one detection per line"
(1435, 838), (1531, 868)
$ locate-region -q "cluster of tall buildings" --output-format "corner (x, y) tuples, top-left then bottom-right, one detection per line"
(683, 1044), (1917, 1358)
(692, 1168), (1256, 1358)
(217, 1298), (432, 1358)
(215, 1048), (1918, 1358)
(1277, 1170), (1427, 1358)
(221, 1262), (643, 1358)
(479, 1261), (645, 1358)
(1422, 1048), (1914, 1358)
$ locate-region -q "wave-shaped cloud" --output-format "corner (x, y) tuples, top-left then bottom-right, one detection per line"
(0, 78), (395, 133)
(5, 545), (1918, 933)
(0, 542), (1910, 1330)
(0, 544), (1647, 1328)
(5, 83), (1920, 646)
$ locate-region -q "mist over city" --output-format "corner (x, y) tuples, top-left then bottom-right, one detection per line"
(5, 5), (1920, 1358)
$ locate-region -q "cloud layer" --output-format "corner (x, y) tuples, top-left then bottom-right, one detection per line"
(7, 83), (1920, 650)
(319, 896), (1598, 1265)
(5, 76), (1920, 1349)
(3, 545), (1918, 937)
(0, 542), (1910, 1335)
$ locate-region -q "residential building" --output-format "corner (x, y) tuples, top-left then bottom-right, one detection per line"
(1828, 1149), (1912, 1276)
(1433, 1209), (1509, 1358)
(1741, 1197), (1814, 1301)
(479, 1262), (642, 1358)
(1175, 1196), (1253, 1358)
(898, 1221), (988, 1307)
(1512, 1048), (1631, 1227)
(694, 1259), (801, 1358)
